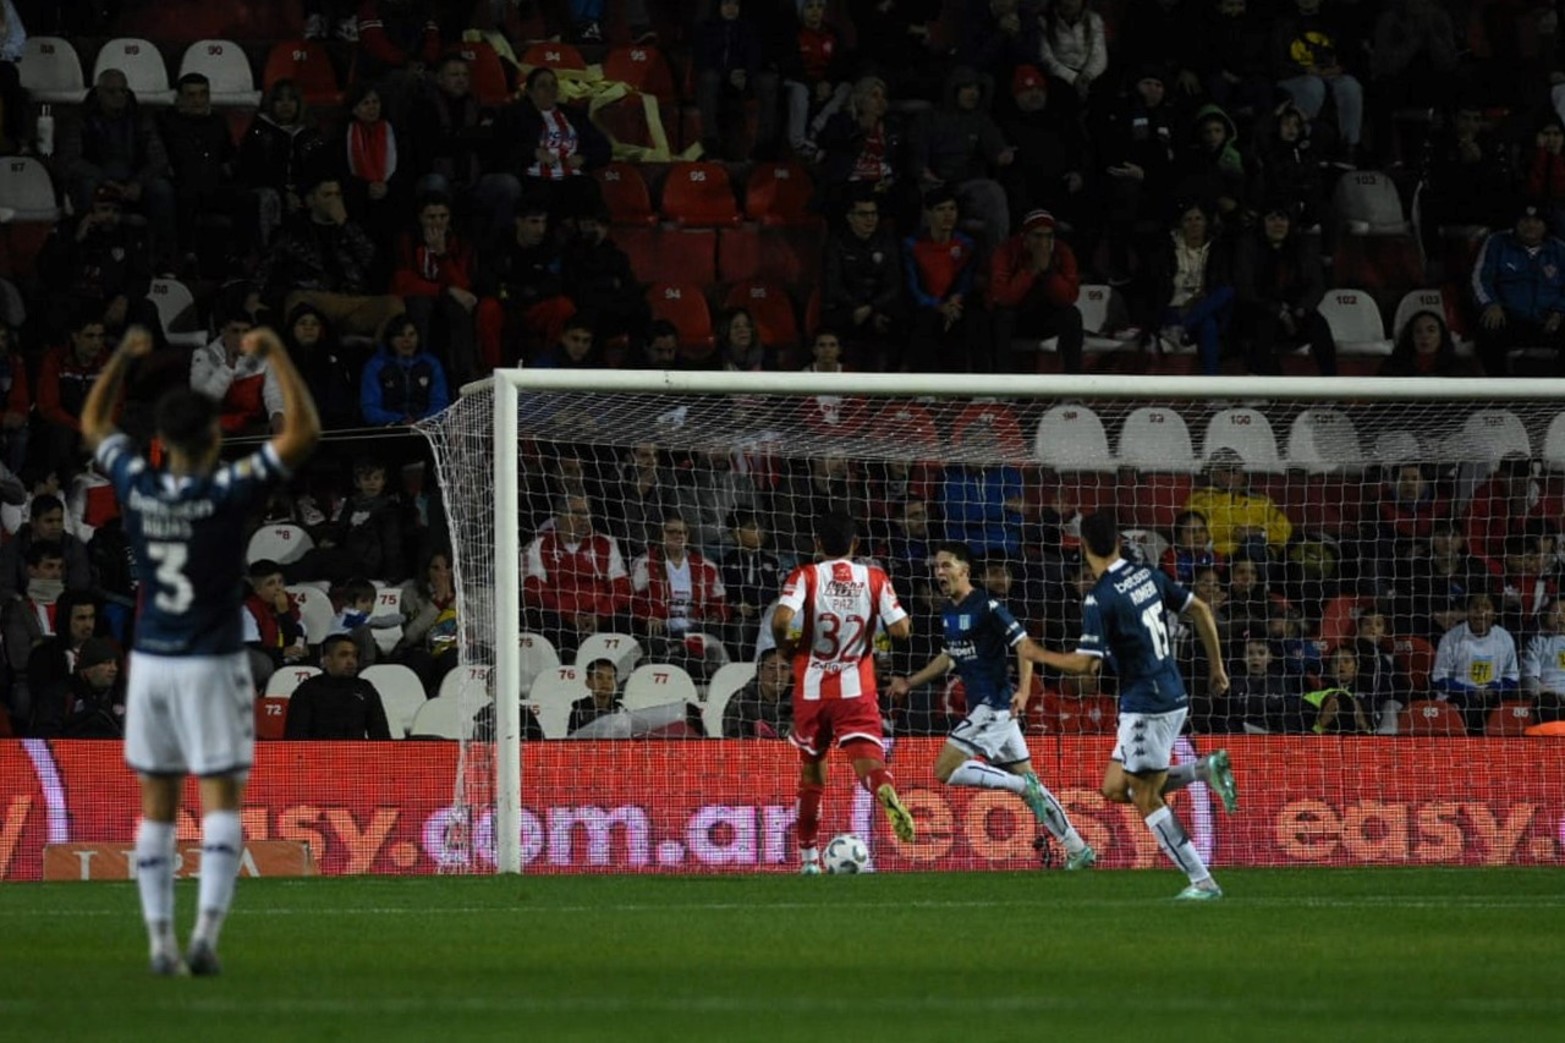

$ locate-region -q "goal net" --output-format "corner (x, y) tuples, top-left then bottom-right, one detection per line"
(418, 372), (1565, 875)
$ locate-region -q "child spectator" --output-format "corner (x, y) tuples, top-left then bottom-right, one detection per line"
(242, 559), (310, 691)
(1353, 608), (1408, 732)
(1232, 636), (1306, 732)
(1162, 509), (1222, 584)
(396, 546), (458, 695)
(904, 187), (981, 373)
(1432, 592), (1519, 733)
(720, 509), (782, 660)
(1521, 597), (1565, 722)
(359, 315), (451, 425)
(532, 316), (603, 369)
(284, 303), (363, 430)
(723, 646), (794, 738)
(1252, 102), (1328, 231)
(1269, 604), (1323, 689)
(391, 192), (481, 384)
(1304, 646), (1376, 734)
(568, 657), (626, 735)
(325, 576), (393, 667)
(780, 0), (851, 160)
(339, 83), (409, 251)
(289, 457), (410, 586)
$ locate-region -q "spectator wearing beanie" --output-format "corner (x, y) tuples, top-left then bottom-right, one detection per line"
(989, 209), (1085, 373)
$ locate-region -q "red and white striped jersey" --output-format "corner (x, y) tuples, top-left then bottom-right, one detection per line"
(778, 558), (907, 701)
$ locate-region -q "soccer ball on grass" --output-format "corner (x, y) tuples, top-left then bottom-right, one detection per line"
(823, 833), (870, 874)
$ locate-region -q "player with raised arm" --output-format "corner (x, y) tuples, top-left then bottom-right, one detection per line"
(1034, 512), (1238, 900)
(82, 326), (321, 975)
(888, 542), (1096, 869)
(772, 511), (915, 874)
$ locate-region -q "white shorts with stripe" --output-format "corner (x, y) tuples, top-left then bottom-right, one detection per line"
(1111, 707), (1187, 775)
(124, 651), (256, 777)
(947, 704), (1031, 766)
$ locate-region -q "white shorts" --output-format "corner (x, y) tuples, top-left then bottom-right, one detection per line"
(124, 651), (256, 778)
(1111, 707), (1188, 775)
(947, 703), (1031, 766)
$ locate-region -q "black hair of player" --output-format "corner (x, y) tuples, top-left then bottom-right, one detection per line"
(154, 388), (220, 461)
(816, 511), (857, 558)
(933, 541), (972, 567)
(1080, 512), (1120, 558)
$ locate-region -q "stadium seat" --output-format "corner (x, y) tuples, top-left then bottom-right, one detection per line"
(262, 40), (342, 107)
(0, 156), (60, 221)
(1542, 414), (1565, 470)
(1443, 409), (1530, 464)
(436, 663), (492, 704)
(1373, 430), (1426, 465)
(660, 162), (741, 227)
(359, 663), (426, 738)
(1485, 700), (1536, 736)
(20, 36), (88, 104)
(650, 228), (717, 285)
(93, 38), (174, 105)
(1333, 170), (1410, 235)
(1391, 635), (1435, 693)
(528, 665), (586, 737)
(1200, 408), (1282, 471)
(285, 585), (334, 646)
(603, 44), (676, 100)
(1318, 289), (1391, 356)
(0, 277), (25, 328)
(177, 40), (261, 107)
(457, 39), (514, 107)
(247, 523), (313, 565)
(622, 662), (699, 710)
(701, 684), (737, 738)
(409, 696), (478, 740)
(574, 632), (644, 681)
(528, 697), (572, 740)
(1076, 284), (1136, 352)
(146, 277), (208, 349)
(1318, 595), (1368, 651)
(1033, 403), (1113, 472)
(742, 162), (819, 227)
(520, 42), (588, 77)
(1400, 699), (1468, 736)
(868, 401), (942, 456)
(722, 280), (800, 353)
(716, 224), (816, 284)
(645, 283), (714, 352)
(255, 695), (290, 739)
(1285, 409), (1366, 473)
(1391, 288), (1447, 342)
(1116, 407), (1196, 471)
(1331, 235), (1425, 292)
(594, 162), (658, 226)
(1039, 693), (1117, 733)
(368, 585), (403, 653)
(703, 661), (756, 738)
(264, 665), (320, 698)
(952, 401), (1027, 460)
(519, 631), (561, 695)
(1121, 527), (1170, 567)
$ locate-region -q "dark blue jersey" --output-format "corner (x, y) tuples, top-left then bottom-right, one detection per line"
(95, 434), (288, 656)
(1077, 558), (1193, 714)
(941, 587), (1027, 711)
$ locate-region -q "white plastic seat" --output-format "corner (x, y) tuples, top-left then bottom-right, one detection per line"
(1116, 407), (1197, 471)
(360, 663), (427, 738)
(246, 523), (313, 565)
(706, 662), (757, 706)
(437, 663), (492, 703)
(573, 632), (643, 681)
(20, 36), (88, 104)
(529, 697), (572, 739)
(285, 584), (334, 646)
(1033, 404), (1113, 472)
(1333, 170), (1410, 235)
(369, 584), (403, 654)
(1286, 409), (1366, 473)
(1373, 430), (1425, 465)
(145, 278), (208, 349)
(409, 696), (482, 740)
(1318, 289), (1391, 356)
(702, 683), (740, 738)
(528, 666), (588, 737)
(518, 631), (561, 695)
(622, 662), (699, 711)
(1121, 527), (1170, 568)
(177, 40), (262, 107)
(1443, 409), (1531, 464)
(1200, 408), (1282, 471)
(0, 277), (26, 328)
(0, 157), (59, 221)
(263, 664), (319, 698)
(1036, 284), (1134, 355)
(1391, 288), (1445, 341)
(92, 38), (174, 105)
(1543, 413), (1565, 470)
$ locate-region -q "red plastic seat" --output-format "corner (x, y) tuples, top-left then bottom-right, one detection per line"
(520, 42), (587, 74)
(1486, 700), (1536, 736)
(1400, 699), (1467, 736)
(655, 228), (717, 285)
(1039, 693), (1117, 734)
(869, 401), (942, 456)
(660, 162), (741, 227)
(646, 282), (714, 352)
(951, 401), (1027, 460)
(593, 161), (657, 226)
(1391, 635), (1435, 693)
(262, 39), (342, 107)
(614, 225), (660, 283)
(457, 39), (513, 107)
(1331, 235), (1425, 292)
(722, 279), (799, 351)
(255, 696), (290, 740)
(743, 162), (820, 227)
(603, 44), (676, 100)
(1318, 595), (1368, 652)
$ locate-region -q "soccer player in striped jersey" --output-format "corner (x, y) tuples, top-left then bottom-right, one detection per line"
(888, 542), (1096, 869)
(772, 511), (915, 874)
(82, 327), (321, 974)
(1035, 512), (1238, 900)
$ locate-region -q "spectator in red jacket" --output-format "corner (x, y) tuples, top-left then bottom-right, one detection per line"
(988, 208), (1084, 373)
(630, 512), (729, 680)
(36, 313), (110, 474)
(522, 492), (633, 657)
(391, 192), (481, 383)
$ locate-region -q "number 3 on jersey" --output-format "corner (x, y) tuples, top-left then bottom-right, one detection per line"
(1140, 605), (1171, 660)
(147, 541), (195, 613)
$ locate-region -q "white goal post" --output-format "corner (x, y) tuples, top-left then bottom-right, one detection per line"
(421, 371), (1565, 875)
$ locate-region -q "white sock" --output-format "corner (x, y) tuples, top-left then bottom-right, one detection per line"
(947, 759), (1026, 793)
(800, 845), (819, 865)
(1145, 805), (1212, 885)
(191, 811), (243, 949)
(134, 819), (178, 959)
(1162, 758), (1211, 794)
(1032, 781), (1087, 854)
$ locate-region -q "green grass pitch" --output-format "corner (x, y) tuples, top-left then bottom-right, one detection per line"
(5, 869), (1564, 1042)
